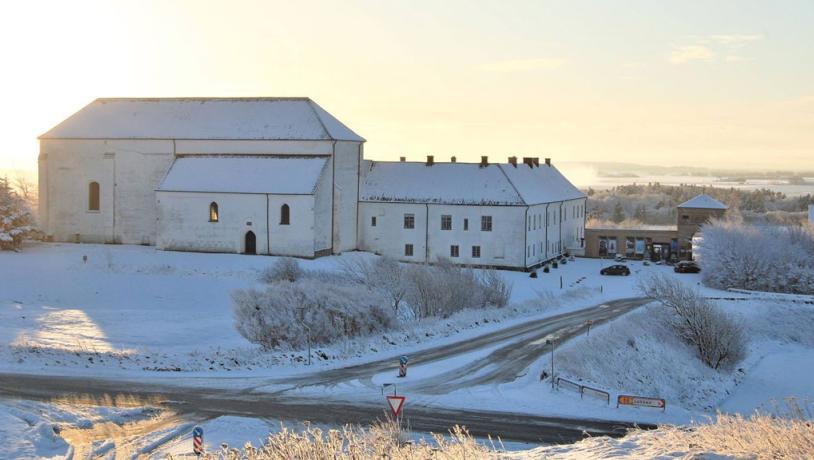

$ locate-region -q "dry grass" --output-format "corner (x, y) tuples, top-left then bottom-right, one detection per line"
(171, 421), (497, 459)
(518, 400), (814, 459)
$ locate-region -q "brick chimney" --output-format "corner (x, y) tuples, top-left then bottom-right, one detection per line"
(451, 156), (457, 163)
(508, 156), (517, 167)
(545, 157), (551, 166)
(426, 155), (434, 166)
(532, 157), (539, 167)
(480, 156), (488, 167)
(400, 156), (406, 162)
(523, 157), (534, 167)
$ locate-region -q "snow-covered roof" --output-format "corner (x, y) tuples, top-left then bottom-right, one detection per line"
(40, 98), (364, 142)
(157, 156), (328, 195)
(359, 161), (585, 206)
(677, 194), (728, 210)
(498, 163), (586, 204)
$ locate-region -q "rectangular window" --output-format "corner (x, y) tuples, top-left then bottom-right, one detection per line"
(371, 216), (377, 227)
(463, 218), (469, 231)
(528, 216), (532, 231)
(450, 245), (459, 257)
(441, 214), (452, 230)
(404, 244), (414, 256)
(404, 213), (415, 229)
(472, 245), (481, 258)
(481, 215), (492, 231)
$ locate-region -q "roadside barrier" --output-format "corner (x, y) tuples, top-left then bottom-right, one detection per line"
(556, 377), (610, 405)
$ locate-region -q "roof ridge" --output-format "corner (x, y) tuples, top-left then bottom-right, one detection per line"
(304, 100), (333, 141)
(95, 97), (313, 102)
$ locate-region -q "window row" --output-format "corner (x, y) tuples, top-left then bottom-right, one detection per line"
(526, 241), (563, 258)
(373, 214), (494, 231)
(207, 202), (291, 224)
(403, 244), (482, 258)
(526, 203), (586, 231)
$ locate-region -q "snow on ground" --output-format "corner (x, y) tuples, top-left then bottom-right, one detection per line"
(2, 242), (813, 454)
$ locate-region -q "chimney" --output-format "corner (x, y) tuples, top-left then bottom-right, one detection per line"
(451, 156), (457, 163)
(480, 156), (489, 167)
(532, 157), (539, 167)
(545, 157), (551, 166)
(523, 157), (534, 167)
(426, 155), (434, 166)
(400, 156), (406, 162)
(508, 156), (517, 167)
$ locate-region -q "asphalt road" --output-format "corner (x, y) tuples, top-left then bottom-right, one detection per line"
(0, 297), (654, 446)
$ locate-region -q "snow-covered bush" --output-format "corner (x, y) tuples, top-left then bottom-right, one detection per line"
(0, 176), (35, 250)
(340, 256), (408, 313)
(697, 219), (814, 294)
(232, 278), (393, 350)
(639, 274), (746, 369)
(404, 259), (511, 320)
(259, 257), (304, 283)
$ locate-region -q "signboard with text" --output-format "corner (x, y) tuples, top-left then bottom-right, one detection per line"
(617, 395), (666, 410)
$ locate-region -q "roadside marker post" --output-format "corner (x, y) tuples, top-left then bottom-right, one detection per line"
(192, 426), (204, 456)
(398, 355), (408, 378)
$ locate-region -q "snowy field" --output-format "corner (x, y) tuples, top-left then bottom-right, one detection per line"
(1, 242), (813, 456)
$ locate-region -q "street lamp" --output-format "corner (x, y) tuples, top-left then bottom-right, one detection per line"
(545, 339), (555, 389)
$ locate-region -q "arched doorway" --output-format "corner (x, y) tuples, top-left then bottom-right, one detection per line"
(244, 231), (256, 255)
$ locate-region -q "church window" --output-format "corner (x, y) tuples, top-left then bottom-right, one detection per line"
(88, 182), (100, 211)
(280, 204), (290, 225)
(209, 202), (219, 222)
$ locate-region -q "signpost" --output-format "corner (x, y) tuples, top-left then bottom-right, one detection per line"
(386, 395), (406, 418)
(398, 355), (408, 378)
(192, 426), (204, 456)
(617, 394), (666, 411)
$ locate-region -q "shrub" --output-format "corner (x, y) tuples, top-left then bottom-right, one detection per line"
(233, 278), (393, 349)
(639, 274), (746, 369)
(0, 177), (35, 250)
(259, 257), (303, 284)
(340, 256), (407, 313)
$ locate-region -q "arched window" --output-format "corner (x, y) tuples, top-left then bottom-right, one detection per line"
(280, 204), (290, 225)
(209, 202), (219, 222)
(88, 182), (100, 211)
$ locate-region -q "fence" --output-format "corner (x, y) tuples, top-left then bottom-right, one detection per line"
(556, 377), (610, 405)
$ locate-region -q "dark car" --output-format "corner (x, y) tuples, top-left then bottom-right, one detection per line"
(600, 265), (630, 276)
(674, 261), (701, 273)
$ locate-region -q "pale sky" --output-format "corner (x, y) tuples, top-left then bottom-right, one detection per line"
(1, 0), (813, 172)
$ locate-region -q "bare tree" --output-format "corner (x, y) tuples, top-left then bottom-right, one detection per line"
(13, 174), (37, 209)
(638, 274), (746, 370)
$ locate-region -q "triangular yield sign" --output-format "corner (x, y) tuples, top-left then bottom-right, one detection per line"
(386, 395), (405, 418)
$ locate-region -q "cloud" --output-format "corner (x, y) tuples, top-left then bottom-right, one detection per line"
(709, 34), (764, 47)
(724, 55), (752, 63)
(479, 58), (565, 72)
(669, 45), (715, 65)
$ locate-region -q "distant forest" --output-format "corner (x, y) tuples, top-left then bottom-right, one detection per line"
(586, 183), (814, 226)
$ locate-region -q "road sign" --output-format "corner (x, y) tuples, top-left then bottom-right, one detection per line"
(386, 395), (406, 418)
(617, 395), (666, 410)
(192, 426), (204, 455)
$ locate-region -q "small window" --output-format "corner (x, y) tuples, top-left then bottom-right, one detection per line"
(371, 216), (377, 227)
(280, 204), (290, 225)
(441, 215), (452, 230)
(682, 215), (690, 221)
(450, 245), (459, 257)
(404, 213), (415, 229)
(405, 244), (414, 256)
(463, 218), (469, 231)
(88, 181), (100, 211)
(209, 202), (219, 222)
(472, 246), (481, 258)
(481, 215), (492, 231)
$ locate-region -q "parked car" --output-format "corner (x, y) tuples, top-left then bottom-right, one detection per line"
(674, 261), (701, 273)
(600, 265), (631, 276)
(614, 254), (627, 262)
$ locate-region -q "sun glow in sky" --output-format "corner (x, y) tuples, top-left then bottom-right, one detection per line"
(1, 0), (813, 172)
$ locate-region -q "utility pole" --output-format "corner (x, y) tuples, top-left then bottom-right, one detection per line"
(546, 339), (555, 389)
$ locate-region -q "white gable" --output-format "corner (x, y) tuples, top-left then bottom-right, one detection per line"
(158, 156), (328, 195)
(678, 194), (728, 210)
(360, 162), (524, 205)
(498, 163), (586, 204)
(41, 98), (364, 142)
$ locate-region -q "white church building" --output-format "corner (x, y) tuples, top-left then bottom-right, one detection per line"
(38, 98), (586, 270)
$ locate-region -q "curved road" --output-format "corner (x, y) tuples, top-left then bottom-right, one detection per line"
(0, 297), (653, 446)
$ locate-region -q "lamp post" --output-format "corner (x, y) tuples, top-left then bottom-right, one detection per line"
(546, 339), (555, 389)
